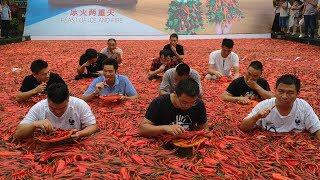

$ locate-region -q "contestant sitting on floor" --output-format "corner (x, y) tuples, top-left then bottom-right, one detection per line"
(221, 61), (274, 104)
(16, 59), (65, 102)
(75, 49), (107, 80)
(82, 58), (138, 101)
(205, 38), (240, 80)
(162, 33), (184, 62)
(100, 38), (123, 64)
(14, 83), (98, 140)
(139, 78), (208, 137)
(240, 74), (320, 140)
(159, 63), (202, 96)
(148, 49), (180, 80)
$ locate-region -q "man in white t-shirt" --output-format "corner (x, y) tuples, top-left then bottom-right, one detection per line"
(100, 38), (123, 64)
(205, 38), (240, 80)
(240, 74), (320, 140)
(14, 83), (98, 140)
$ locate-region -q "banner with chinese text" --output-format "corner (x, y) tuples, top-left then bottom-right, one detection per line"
(24, 0), (273, 36)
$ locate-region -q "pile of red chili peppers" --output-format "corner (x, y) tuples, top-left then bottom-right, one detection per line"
(0, 39), (319, 179)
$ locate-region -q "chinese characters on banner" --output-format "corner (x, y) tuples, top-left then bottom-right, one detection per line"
(61, 8), (123, 24)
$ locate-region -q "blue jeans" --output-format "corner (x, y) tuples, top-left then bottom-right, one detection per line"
(304, 15), (317, 38)
(279, 17), (288, 28)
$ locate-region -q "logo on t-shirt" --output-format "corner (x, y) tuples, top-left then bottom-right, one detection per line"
(295, 117), (301, 126)
(265, 122), (277, 132)
(293, 116), (304, 132)
(68, 118), (75, 126)
(173, 115), (192, 130)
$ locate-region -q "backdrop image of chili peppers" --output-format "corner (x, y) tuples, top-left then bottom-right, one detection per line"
(206, 0), (244, 34)
(25, 0), (272, 36)
(166, 0), (204, 35)
(0, 39), (319, 179)
(68, 0), (273, 35)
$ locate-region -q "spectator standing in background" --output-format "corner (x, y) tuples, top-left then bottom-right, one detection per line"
(289, 0), (304, 35)
(0, 0), (11, 38)
(0, 3), (3, 38)
(272, 0), (281, 34)
(279, 0), (290, 34)
(302, 0), (318, 38)
(316, 0), (320, 37)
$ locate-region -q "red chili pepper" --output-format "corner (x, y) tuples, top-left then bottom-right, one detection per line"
(77, 163), (87, 173)
(55, 159), (66, 173)
(35, 129), (73, 143)
(272, 173), (291, 180)
(12, 169), (28, 179)
(1, 39), (320, 179)
(131, 154), (146, 165)
(0, 151), (22, 156)
(120, 167), (130, 180)
(100, 94), (122, 103)
(203, 157), (219, 167)
(214, 151), (228, 161)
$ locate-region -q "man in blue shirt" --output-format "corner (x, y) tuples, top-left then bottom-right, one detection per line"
(82, 58), (138, 101)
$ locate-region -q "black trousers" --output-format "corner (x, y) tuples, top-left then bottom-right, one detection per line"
(304, 15), (317, 38)
(1, 20), (10, 37)
(272, 13), (280, 33)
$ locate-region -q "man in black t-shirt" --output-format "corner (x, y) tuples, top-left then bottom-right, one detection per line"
(221, 61), (274, 104)
(76, 49), (106, 80)
(163, 33), (184, 62)
(139, 78), (207, 137)
(16, 59), (65, 102)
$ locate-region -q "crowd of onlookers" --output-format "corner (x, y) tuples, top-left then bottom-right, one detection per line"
(272, 0), (320, 39)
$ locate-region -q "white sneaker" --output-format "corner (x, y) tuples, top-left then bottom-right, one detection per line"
(299, 34), (306, 38)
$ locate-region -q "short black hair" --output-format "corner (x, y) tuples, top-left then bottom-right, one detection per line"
(103, 58), (119, 71)
(47, 83), (70, 104)
(97, 53), (108, 62)
(84, 49), (98, 60)
(170, 33), (178, 39)
(249, 61), (263, 71)
(30, 59), (48, 74)
(222, 38), (234, 48)
(160, 49), (171, 57)
(176, 63), (190, 76)
(276, 74), (301, 92)
(108, 38), (116, 43)
(175, 78), (200, 97)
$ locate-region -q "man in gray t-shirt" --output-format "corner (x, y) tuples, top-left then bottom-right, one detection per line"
(303, 0), (318, 38)
(159, 63), (203, 96)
